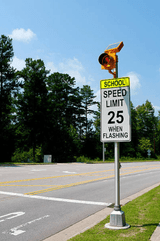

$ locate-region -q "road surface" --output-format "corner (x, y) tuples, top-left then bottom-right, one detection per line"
(0, 161), (160, 240)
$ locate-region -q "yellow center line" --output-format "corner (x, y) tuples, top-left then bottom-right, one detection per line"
(0, 185), (59, 187)
(0, 169), (115, 184)
(24, 175), (115, 195)
(1, 164), (160, 185)
(24, 166), (160, 195)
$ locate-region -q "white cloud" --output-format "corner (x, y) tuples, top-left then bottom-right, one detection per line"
(153, 105), (160, 116)
(9, 28), (36, 42)
(46, 62), (58, 73)
(11, 57), (87, 87)
(46, 57), (87, 86)
(12, 56), (93, 88)
(88, 76), (95, 83)
(11, 56), (25, 70)
(59, 58), (84, 72)
(95, 89), (100, 102)
(127, 71), (141, 95)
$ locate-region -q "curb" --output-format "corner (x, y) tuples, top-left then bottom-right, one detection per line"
(150, 224), (160, 241)
(44, 182), (160, 241)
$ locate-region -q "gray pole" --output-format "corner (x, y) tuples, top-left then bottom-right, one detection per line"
(114, 57), (121, 211)
(105, 56), (129, 229)
(103, 142), (105, 162)
(114, 142), (121, 211)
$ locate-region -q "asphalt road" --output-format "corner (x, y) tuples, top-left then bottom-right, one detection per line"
(0, 161), (160, 241)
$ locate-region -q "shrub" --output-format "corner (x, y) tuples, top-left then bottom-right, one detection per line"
(76, 156), (90, 163)
(11, 146), (43, 163)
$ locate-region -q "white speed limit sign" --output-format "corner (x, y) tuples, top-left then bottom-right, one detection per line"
(100, 77), (131, 142)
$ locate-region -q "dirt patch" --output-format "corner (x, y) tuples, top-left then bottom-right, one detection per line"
(119, 227), (146, 238)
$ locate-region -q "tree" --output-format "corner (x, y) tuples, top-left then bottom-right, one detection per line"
(93, 102), (114, 159)
(92, 102), (102, 158)
(121, 102), (139, 157)
(80, 85), (97, 138)
(93, 102), (100, 137)
(15, 58), (49, 159)
(0, 35), (16, 161)
(136, 100), (157, 150)
(138, 137), (152, 157)
(79, 85), (97, 157)
(156, 111), (160, 155)
(46, 72), (82, 161)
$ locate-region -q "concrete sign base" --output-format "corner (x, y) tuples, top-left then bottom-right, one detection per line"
(105, 210), (130, 230)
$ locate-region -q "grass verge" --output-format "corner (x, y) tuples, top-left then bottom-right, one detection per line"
(0, 162), (56, 166)
(1, 156), (160, 165)
(69, 185), (160, 241)
(75, 155), (160, 164)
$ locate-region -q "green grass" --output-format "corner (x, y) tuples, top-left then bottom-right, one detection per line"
(1, 155), (160, 165)
(0, 162), (56, 166)
(69, 185), (160, 241)
(75, 155), (160, 164)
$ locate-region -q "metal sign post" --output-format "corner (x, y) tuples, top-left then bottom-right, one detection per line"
(103, 142), (105, 162)
(99, 42), (131, 229)
(99, 49), (131, 229)
(114, 59), (121, 214)
(106, 61), (130, 229)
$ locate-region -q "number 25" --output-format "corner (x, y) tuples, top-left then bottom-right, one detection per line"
(108, 111), (124, 124)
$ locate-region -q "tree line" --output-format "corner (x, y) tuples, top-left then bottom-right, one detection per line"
(0, 35), (160, 163)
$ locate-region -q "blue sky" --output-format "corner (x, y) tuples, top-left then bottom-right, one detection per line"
(1, 0), (160, 115)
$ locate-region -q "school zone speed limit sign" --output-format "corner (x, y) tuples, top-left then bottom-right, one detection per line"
(100, 77), (131, 142)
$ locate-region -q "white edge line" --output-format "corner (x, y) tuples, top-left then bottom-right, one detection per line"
(0, 191), (112, 206)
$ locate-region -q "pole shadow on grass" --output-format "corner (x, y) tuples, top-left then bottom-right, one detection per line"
(131, 223), (159, 228)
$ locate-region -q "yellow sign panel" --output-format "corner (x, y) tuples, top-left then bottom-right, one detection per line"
(100, 77), (130, 89)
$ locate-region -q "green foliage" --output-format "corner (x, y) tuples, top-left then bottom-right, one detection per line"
(76, 156), (88, 162)
(80, 85), (97, 138)
(138, 137), (152, 153)
(11, 146), (43, 163)
(15, 58), (49, 158)
(75, 156), (114, 163)
(0, 35), (17, 161)
(75, 156), (102, 163)
(120, 100), (159, 158)
(45, 72), (83, 162)
(136, 100), (156, 139)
